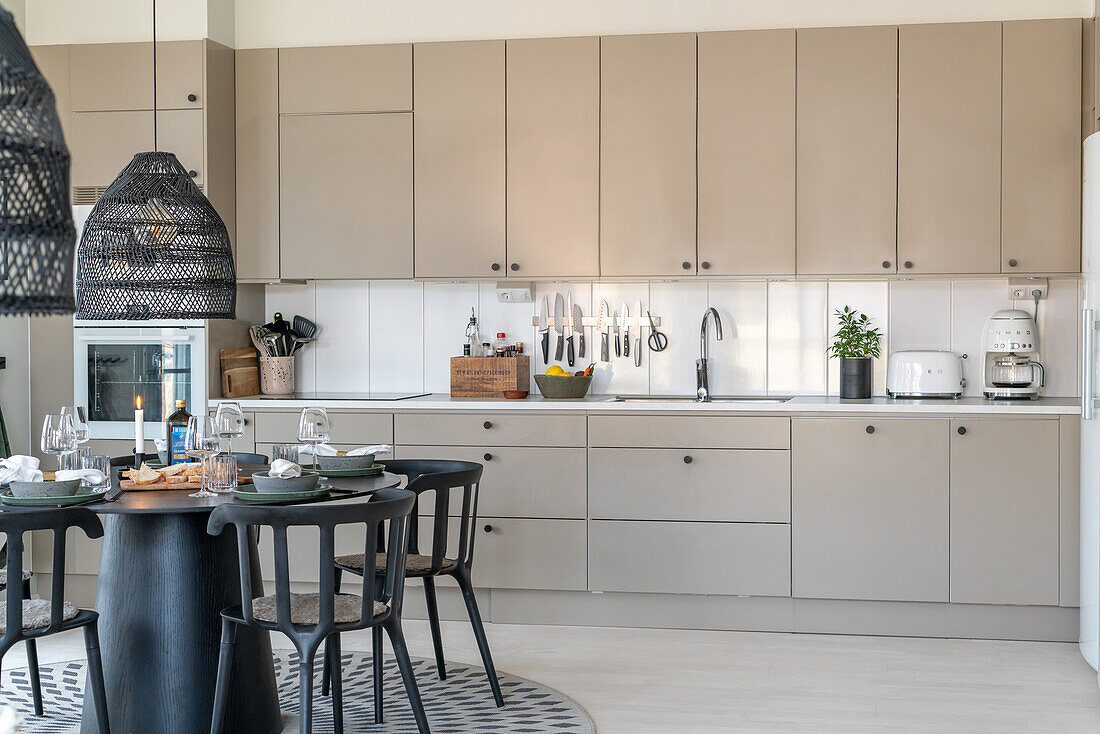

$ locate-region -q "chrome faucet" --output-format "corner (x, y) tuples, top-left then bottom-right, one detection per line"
(696, 307), (724, 402)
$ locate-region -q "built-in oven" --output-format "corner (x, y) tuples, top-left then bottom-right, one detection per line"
(74, 320), (207, 440)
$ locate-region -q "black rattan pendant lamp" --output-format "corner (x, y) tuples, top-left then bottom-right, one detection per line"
(0, 7), (76, 316)
(74, 0), (235, 320)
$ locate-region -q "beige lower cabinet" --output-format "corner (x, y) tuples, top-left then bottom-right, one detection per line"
(589, 448), (789, 522)
(949, 419), (1060, 605)
(589, 521), (790, 596)
(588, 415), (789, 450)
(474, 519), (587, 590)
(252, 411), (394, 445)
(396, 413), (585, 448)
(792, 418), (950, 602)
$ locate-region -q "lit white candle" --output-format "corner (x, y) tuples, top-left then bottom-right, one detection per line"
(135, 395), (144, 455)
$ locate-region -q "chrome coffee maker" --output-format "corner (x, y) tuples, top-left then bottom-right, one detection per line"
(981, 309), (1045, 400)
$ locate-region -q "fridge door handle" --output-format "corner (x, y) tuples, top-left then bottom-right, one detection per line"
(1083, 308), (1095, 420)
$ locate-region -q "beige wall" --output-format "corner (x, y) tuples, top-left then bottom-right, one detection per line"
(24, 0), (223, 45)
(0, 317), (31, 455)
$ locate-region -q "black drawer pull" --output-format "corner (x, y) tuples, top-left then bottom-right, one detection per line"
(683, 455), (693, 464)
(881, 261), (891, 269)
(483, 453), (492, 461)
(510, 263), (519, 271)
(957, 426), (967, 435)
(490, 263), (501, 271)
(904, 261), (913, 269)
(188, 170), (198, 178)
(483, 421), (492, 429)
(865, 425), (875, 434)
(681, 261), (692, 270)
(483, 524), (493, 533)
(700, 261), (711, 270)
(187, 93), (197, 102)
(1008, 259), (1018, 268)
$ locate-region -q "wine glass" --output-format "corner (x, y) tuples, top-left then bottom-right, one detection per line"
(61, 406), (90, 445)
(41, 414), (77, 470)
(297, 407), (330, 473)
(185, 416), (221, 498)
(214, 402), (246, 455)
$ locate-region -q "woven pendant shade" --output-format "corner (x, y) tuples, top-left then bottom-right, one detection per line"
(75, 151), (236, 320)
(0, 7), (76, 316)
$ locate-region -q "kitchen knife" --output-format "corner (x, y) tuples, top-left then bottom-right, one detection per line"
(597, 300), (610, 362)
(633, 299), (643, 366)
(554, 293), (565, 361)
(614, 303), (623, 357)
(538, 295), (550, 363)
(574, 302), (585, 359)
(622, 302), (631, 359)
(565, 293), (575, 367)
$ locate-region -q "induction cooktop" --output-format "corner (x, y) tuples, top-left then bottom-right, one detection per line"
(253, 392), (430, 401)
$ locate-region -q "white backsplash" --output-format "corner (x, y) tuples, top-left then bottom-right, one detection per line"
(266, 277), (1082, 398)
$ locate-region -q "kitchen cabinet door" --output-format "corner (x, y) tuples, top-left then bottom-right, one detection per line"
(69, 111), (155, 200)
(950, 419), (1059, 605)
(505, 36), (599, 278)
(796, 26), (897, 276)
(279, 44), (411, 114)
(280, 113), (413, 279)
(155, 40), (204, 110)
(70, 43), (154, 112)
(898, 23), (1001, 275)
(29, 45), (71, 147)
(235, 48), (280, 281)
(155, 109), (204, 186)
(414, 41), (506, 278)
(1002, 19), (1082, 274)
(600, 33), (696, 277)
(792, 418), (950, 602)
(698, 29), (795, 275)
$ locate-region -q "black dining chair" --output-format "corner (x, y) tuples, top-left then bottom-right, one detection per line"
(0, 507), (110, 731)
(324, 459), (504, 712)
(206, 488), (430, 734)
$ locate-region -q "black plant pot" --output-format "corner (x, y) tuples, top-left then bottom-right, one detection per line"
(839, 357), (873, 399)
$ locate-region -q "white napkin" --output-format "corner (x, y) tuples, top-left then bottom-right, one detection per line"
(0, 456), (42, 483)
(298, 444), (391, 456)
(55, 469), (107, 485)
(269, 459), (302, 478)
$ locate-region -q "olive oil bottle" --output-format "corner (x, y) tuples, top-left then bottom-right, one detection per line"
(166, 399), (192, 465)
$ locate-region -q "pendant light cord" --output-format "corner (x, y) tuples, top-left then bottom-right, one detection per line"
(151, 0), (157, 150)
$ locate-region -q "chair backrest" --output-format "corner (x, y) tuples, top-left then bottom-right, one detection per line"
(381, 459), (484, 574)
(0, 508), (103, 647)
(207, 488), (415, 636)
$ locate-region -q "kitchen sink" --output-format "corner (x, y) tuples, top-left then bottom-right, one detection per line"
(613, 395), (792, 403)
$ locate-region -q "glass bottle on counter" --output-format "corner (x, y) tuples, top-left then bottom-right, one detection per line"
(482, 342), (492, 358)
(493, 333), (508, 356)
(166, 399), (192, 465)
(465, 308), (482, 356)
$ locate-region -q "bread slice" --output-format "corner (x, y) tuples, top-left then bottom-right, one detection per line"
(166, 475), (187, 484)
(129, 463), (162, 485)
(160, 463), (189, 477)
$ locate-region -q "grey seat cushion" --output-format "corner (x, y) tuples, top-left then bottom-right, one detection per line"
(0, 599), (78, 632)
(335, 552), (454, 573)
(252, 592), (387, 625)
(0, 569), (33, 587)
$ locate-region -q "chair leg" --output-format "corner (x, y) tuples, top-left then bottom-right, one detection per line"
(321, 636), (332, 697)
(321, 568), (344, 697)
(422, 577), (447, 680)
(25, 639), (43, 716)
(372, 625), (384, 724)
(328, 633), (344, 734)
(209, 618), (236, 734)
(455, 570), (505, 707)
(298, 650), (316, 734)
(386, 620), (431, 734)
(83, 622), (111, 734)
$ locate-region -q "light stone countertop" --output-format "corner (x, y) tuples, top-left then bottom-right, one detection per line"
(210, 393), (1081, 415)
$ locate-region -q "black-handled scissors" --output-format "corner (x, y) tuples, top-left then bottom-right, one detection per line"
(647, 310), (668, 352)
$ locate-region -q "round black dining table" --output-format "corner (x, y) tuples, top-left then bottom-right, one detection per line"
(73, 470), (402, 734)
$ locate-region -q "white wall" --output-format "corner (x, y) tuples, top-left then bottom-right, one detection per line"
(235, 0), (1092, 48)
(267, 277), (1082, 399)
(24, 0), (223, 45)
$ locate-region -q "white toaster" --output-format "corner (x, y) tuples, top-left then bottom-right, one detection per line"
(886, 350), (965, 399)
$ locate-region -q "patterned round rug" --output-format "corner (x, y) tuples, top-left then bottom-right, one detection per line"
(0, 650), (595, 733)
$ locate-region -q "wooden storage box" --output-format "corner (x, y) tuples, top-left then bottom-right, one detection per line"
(450, 356), (530, 397)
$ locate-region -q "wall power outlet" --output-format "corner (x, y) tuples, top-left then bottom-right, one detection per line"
(496, 282), (534, 303)
(1008, 277), (1048, 301)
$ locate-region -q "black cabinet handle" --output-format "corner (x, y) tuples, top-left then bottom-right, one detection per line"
(700, 261), (711, 270)
(491, 263), (501, 271)
(483, 452), (492, 461)
(510, 263), (519, 271)
(1008, 259), (1018, 268)
(904, 261), (913, 269)
(483, 524), (493, 533)
(187, 93), (197, 102)
(683, 455), (693, 464)
(881, 261), (891, 269)
(681, 261), (692, 270)
(865, 425), (875, 434)
(483, 421), (492, 429)
(188, 170), (198, 178)
(957, 426), (967, 435)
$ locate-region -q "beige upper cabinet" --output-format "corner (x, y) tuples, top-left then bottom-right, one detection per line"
(280, 113), (413, 279)
(1002, 19), (1082, 274)
(279, 44), (411, 114)
(796, 27), (898, 275)
(29, 45), (71, 145)
(69, 111), (154, 196)
(950, 419), (1060, 605)
(698, 30), (795, 276)
(600, 33), (696, 277)
(71, 43), (154, 112)
(155, 40), (203, 110)
(235, 48), (280, 281)
(414, 41), (506, 278)
(898, 23), (1001, 275)
(156, 109), (204, 185)
(505, 36), (599, 278)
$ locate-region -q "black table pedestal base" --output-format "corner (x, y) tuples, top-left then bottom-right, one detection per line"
(81, 513), (282, 734)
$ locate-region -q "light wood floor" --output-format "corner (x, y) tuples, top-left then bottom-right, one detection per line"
(9, 621), (1100, 732)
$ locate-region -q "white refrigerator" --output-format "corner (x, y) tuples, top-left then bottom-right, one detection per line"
(1081, 132), (1100, 672)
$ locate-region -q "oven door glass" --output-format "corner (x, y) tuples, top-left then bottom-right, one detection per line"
(86, 342), (193, 423)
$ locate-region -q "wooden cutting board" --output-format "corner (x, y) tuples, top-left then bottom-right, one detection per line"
(121, 475), (254, 491)
(221, 347), (260, 398)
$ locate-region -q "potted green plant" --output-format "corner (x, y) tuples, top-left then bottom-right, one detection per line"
(828, 306), (882, 399)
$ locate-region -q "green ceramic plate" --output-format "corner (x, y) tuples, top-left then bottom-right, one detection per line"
(2, 487), (107, 507)
(232, 484), (332, 503)
(314, 464), (385, 478)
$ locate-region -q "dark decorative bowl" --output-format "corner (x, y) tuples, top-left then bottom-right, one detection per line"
(533, 374), (592, 399)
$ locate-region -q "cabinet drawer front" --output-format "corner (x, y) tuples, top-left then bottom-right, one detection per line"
(588, 415), (789, 449)
(256, 443), (393, 464)
(396, 413), (585, 447)
(590, 448), (789, 522)
(400, 445), (586, 519)
(253, 412), (394, 444)
(590, 520), (790, 596)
